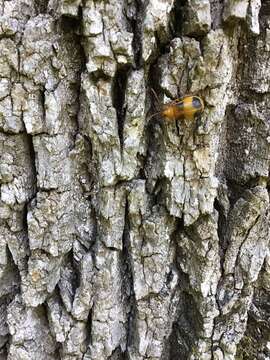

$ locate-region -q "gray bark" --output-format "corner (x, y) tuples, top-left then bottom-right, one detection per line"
(0, 0), (269, 359)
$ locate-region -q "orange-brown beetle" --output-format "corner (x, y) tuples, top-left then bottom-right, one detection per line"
(150, 92), (204, 121)
(162, 96), (204, 121)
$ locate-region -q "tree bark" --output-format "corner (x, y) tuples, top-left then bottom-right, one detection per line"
(0, 0), (269, 359)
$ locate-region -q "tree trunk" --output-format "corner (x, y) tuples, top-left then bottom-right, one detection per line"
(0, 0), (269, 359)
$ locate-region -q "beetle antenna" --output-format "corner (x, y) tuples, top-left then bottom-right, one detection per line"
(151, 88), (164, 111)
(148, 110), (161, 120)
(151, 88), (160, 103)
(149, 88), (163, 119)
(151, 88), (160, 104)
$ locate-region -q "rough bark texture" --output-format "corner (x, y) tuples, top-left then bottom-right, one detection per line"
(0, 0), (269, 359)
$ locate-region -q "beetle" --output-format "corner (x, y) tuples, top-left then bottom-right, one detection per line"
(162, 96), (204, 121)
(150, 91), (204, 121)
